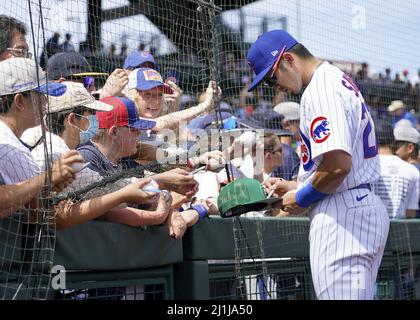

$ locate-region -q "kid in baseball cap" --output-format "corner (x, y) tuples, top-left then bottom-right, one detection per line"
(123, 51), (158, 70)
(127, 68), (173, 94)
(97, 96), (156, 130)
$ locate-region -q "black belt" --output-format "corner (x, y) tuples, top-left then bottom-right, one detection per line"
(349, 183), (371, 191)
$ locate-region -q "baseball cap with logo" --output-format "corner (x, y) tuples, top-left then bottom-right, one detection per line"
(217, 178), (282, 218)
(48, 82), (113, 113)
(123, 51), (158, 70)
(47, 52), (109, 80)
(0, 58), (66, 97)
(97, 96), (156, 130)
(393, 126), (420, 145)
(247, 30), (299, 92)
(128, 68), (173, 94)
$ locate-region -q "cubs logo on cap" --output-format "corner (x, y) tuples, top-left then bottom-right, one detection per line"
(300, 130), (314, 171)
(310, 116), (331, 143)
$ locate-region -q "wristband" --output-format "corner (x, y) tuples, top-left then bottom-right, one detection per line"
(190, 204), (209, 221)
(295, 182), (328, 208)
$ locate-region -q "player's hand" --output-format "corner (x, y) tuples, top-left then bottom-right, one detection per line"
(281, 190), (307, 215)
(263, 177), (297, 197)
(163, 80), (182, 111)
(50, 150), (84, 192)
(202, 80), (222, 112)
(166, 209), (187, 240)
(118, 178), (159, 204)
(100, 68), (129, 98)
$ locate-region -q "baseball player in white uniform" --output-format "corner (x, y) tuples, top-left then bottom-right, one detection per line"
(247, 30), (389, 300)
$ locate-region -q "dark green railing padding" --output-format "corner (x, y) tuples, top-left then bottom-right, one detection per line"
(54, 221), (183, 270)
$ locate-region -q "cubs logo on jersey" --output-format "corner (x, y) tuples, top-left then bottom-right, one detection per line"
(310, 116), (331, 143)
(300, 130), (314, 171)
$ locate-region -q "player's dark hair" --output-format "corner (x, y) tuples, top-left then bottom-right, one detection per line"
(0, 15), (27, 55)
(287, 43), (314, 59)
(46, 105), (87, 135)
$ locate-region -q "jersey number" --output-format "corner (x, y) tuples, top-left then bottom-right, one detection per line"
(361, 102), (377, 158)
(342, 74), (377, 159)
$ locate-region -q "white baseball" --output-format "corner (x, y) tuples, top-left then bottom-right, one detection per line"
(72, 162), (84, 172)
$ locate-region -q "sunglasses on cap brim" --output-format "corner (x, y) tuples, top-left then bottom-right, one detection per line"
(262, 44), (286, 88)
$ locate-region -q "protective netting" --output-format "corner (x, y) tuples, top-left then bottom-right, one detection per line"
(0, 0), (419, 300)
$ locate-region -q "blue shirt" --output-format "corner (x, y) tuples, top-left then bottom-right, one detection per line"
(272, 143), (300, 181)
(392, 112), (418, 128)
(77, 140), (142, 177)
(187, 112), (233, 131)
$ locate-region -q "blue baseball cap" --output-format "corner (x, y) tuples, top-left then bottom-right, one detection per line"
(123, 51), (158, 70)
(97, 96), (156, 130)
(128, 68), (173, 94)
(246, 30), (298, 92)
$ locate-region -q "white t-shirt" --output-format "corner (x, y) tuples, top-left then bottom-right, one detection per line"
(373, 155), (419, 219)
(0, 121), (40, 185)
(28, 127), (133, 197)
(29, 127), (103, 194)
(297, 62), (380, 192)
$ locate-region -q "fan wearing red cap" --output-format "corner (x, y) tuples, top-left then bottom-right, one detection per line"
(77, 96), (156, 177)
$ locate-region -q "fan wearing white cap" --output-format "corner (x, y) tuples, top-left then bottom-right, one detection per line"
(29, 82), (113, 173)
(273, 101), (301, 149)
(394, 125), (420, 171)
(0, 58), (85, 217)
(388, 100), (418, 129)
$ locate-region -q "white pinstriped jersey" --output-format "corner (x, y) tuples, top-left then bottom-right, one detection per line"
(373, 155), (419, 219)
(297, 62), (380, 192)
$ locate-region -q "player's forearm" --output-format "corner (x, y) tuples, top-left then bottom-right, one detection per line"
(311, 150), (352, 194)
(153, 103), (208, 131)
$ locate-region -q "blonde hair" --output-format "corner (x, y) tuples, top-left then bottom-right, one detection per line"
(126, 88), (167, 117)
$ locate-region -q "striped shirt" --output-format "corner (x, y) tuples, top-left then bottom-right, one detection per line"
(297, 62), (380, 191)
(373, 155), (419, 219)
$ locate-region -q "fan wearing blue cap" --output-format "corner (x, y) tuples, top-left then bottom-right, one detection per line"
(127, 67), (220, 132)
(254, 30), (388, 300)
(124, 50), (158, 71)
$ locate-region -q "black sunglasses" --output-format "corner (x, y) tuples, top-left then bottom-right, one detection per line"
(263, 73), (278, 88)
